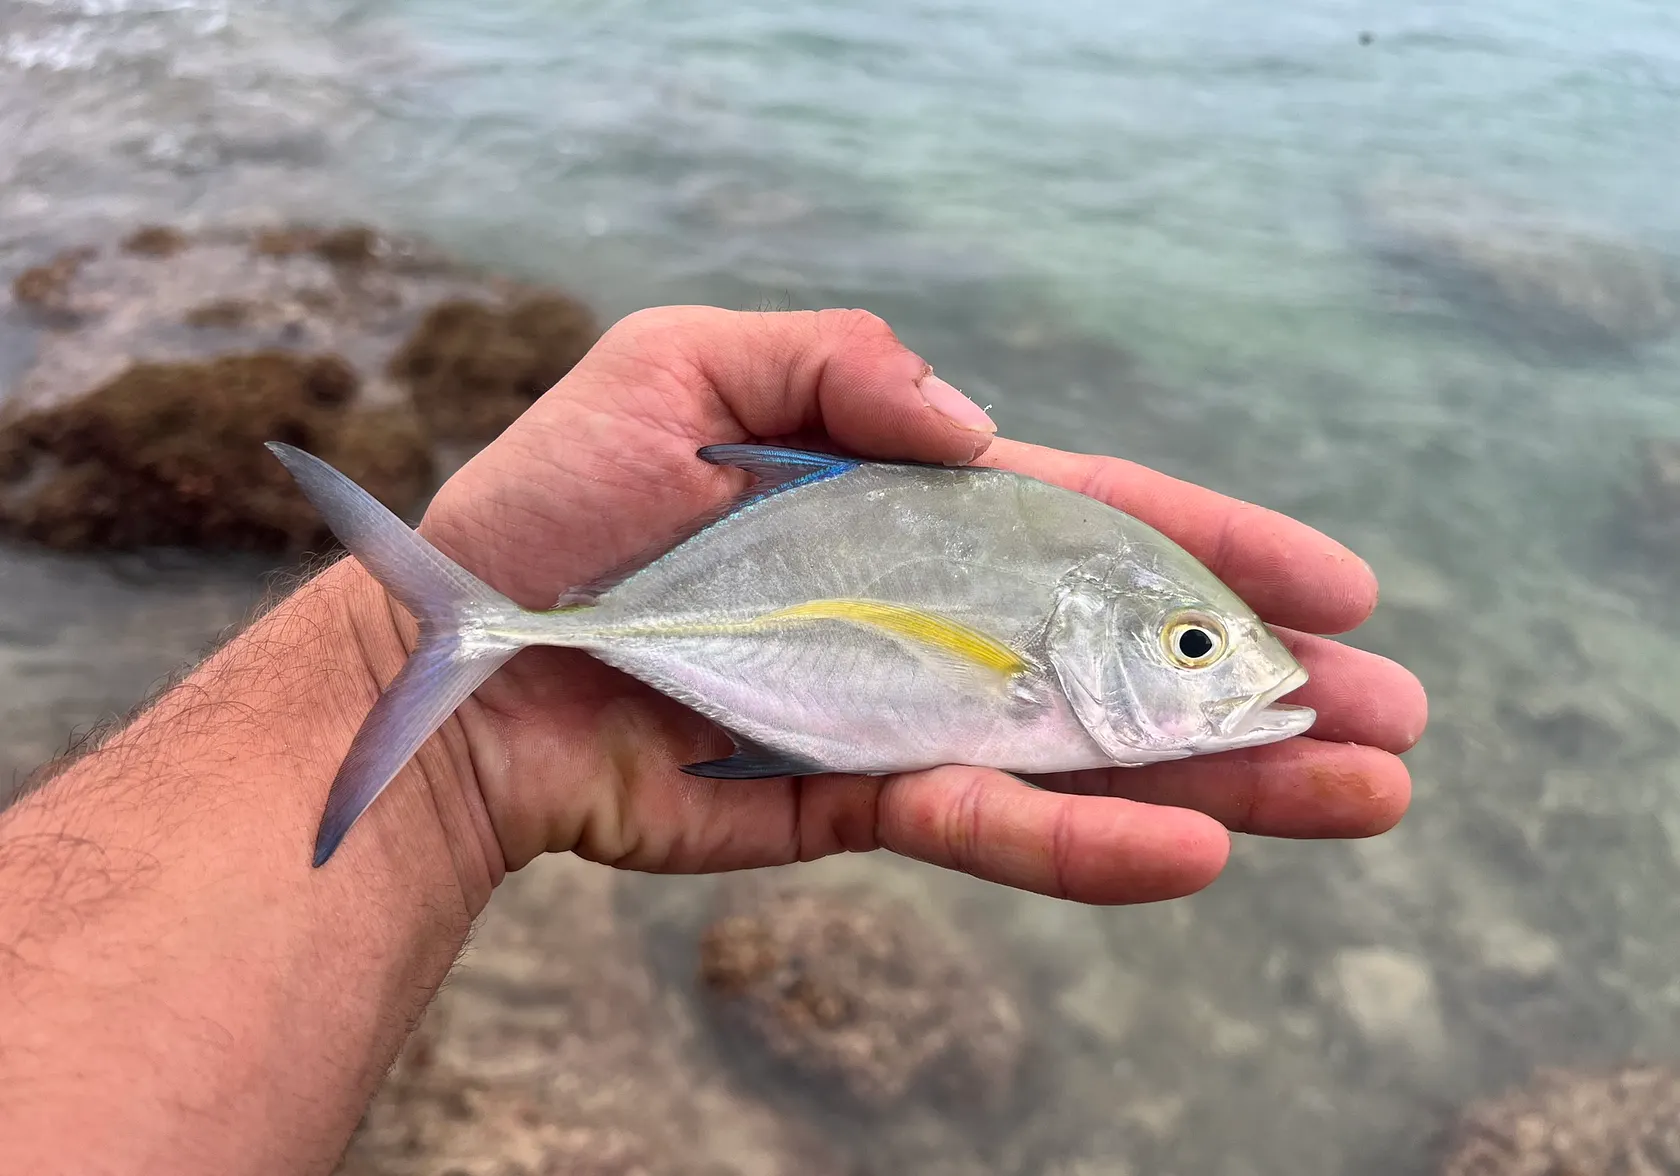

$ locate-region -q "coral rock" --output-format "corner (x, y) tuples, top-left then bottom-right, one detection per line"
(697, 886), (1024, 1114)
(1438, 1064), (1680, 1176)
(0, 351), (429, 551)
(390, 294), (600, 441)
(1, 222), (602, 551)
(336, 856), (842, 1176)
(11, 247), (97, 320)
(121, 225), (189, 257)
(1356, 172), (1679, 351)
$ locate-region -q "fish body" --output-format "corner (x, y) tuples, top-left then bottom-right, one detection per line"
(268, 443), (1314, 866)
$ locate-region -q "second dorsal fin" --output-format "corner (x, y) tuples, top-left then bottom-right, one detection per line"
(553, 446), (864, 607)
(696, 444), (861, 495)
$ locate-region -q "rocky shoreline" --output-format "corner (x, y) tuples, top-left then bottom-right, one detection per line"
(5, 218), (1679, 1176)
(1, 222), (599, 550)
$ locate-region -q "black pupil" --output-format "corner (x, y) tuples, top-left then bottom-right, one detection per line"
(1177, 627), (1215, 660)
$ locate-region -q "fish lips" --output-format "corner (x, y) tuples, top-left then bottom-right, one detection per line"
(1205, 666), (1316, 746)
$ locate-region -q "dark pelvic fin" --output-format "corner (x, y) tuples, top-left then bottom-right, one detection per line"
(554, 446), (864, 607)
(680, 732), (826, 780)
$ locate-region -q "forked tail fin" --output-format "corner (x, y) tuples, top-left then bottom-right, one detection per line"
(267, 443), (527, 867)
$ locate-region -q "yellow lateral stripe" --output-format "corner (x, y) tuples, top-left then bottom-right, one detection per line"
(762, 598), (1028, 676)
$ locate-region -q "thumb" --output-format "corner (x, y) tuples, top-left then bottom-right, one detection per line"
(594, 305), (997, 464)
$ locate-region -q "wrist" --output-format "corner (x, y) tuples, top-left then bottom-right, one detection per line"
(0, 556), (490, 1173)
(316, 555), (507, 913)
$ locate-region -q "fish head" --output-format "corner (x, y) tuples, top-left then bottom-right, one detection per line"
(1045, 548), (1316, 764)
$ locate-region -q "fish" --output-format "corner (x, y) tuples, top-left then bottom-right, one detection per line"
(267, 441), (1316, 867)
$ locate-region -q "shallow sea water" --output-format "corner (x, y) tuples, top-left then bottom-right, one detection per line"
(3, 1), (1680, 1172)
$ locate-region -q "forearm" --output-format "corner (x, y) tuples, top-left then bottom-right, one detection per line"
(0, 559), (487, 1175)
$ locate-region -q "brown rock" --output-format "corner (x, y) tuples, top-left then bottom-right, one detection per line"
(389, 294), (600, 441)
(0, 352), (429, 551)
(183, 298), (257, 329)
(0, 221), (602, 552)
(11, 247), (96, 319)
(252, 224), (384, 267)
(1438, 1064), (1680, 1176)
(121, 225), (188, 256)
(697, 886), (1025, 1114)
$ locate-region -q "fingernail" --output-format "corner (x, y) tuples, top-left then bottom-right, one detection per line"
(919, 373), (996, 434)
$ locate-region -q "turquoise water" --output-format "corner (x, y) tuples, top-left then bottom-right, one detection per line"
(344, 0), (1680, 590)
(4, 0), (1680, 1171)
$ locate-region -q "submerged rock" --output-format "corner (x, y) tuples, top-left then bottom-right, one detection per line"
(121, 225), (189, 257)
(251, 224), (385, 266)
(697, 885), (1025, 1114)
(1354, 173), (1679, 352)
(1, 222), (601, 552)
(1437, 1064), (1680, 1176)
(1626, 438), (1680, 557)
(1317, 946), (1446, 1063)
(337, 856), (843, 1176)
(11, 247), (96, 322)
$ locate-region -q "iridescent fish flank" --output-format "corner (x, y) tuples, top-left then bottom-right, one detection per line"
(268, 443), (1315, 866)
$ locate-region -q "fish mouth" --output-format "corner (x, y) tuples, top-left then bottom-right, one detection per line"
(1210, 666), (1316, 746)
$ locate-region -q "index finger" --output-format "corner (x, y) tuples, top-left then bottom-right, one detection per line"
(976, 438), (1378, 635)
(873, 764), (1232, 904)
(586, 305), (1000, 465)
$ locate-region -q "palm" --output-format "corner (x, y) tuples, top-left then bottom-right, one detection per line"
(418, 307), (1424, 904)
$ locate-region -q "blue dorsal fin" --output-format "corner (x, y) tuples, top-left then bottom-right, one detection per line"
(552, 445), (864, 607)
(696, 444), (861, 487)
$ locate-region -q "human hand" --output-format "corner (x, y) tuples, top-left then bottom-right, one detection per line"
(402, 306), (1425, 907)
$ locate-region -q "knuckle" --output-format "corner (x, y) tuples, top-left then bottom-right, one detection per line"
(1048, 801), (1075, 900)
(599, 304), (698, 345)
(940, 770), (988, 873)
(813, 306), (897, 348)
(1077, 454), (1130, 506)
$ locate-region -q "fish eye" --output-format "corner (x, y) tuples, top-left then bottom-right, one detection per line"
(1162, 612), (1228, 669)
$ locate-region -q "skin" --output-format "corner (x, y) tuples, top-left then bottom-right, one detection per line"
(0, 306), (1427, 1175)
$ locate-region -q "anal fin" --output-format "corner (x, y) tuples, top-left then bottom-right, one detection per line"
(681, 732), (824, 780)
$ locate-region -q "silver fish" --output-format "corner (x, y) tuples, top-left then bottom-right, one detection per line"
(268, 442), (1315, 867)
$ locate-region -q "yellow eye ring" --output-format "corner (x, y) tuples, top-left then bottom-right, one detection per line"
(1162, 612), (1228, 668)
